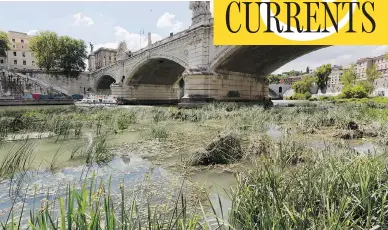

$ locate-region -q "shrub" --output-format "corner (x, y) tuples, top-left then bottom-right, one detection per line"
(290, 92), (311, 100)
(115, 112), (136, 130)
(342, 84), (369, 99)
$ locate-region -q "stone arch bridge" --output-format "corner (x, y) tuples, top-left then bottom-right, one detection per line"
(87, 2), (327, 104)
(20, 2), (327, 102)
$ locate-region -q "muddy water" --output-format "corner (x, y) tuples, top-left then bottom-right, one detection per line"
(0, 129), (143, 169)
(189, 171), (234, 218)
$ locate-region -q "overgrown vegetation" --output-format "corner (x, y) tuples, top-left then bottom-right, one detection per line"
(339, 64), (381, 99)
(2, 103), (388, 229)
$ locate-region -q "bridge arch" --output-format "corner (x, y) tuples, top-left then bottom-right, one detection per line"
(95, 75), (116, 95)
(211, 45), (329, 77)
(125, 54), (188, 86)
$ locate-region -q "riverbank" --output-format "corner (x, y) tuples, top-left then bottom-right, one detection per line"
(1, 103), (388, 228)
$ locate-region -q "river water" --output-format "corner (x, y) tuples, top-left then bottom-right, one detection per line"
(0, 154), (185, 226)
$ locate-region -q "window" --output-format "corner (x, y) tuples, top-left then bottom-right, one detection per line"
(23, 60), (26, 65)
(0, 60), (3, 64)
(32, 61), (35, 66)
(21, 45), (24, 49)
(279, 87), (282, 93)
(13, 52), (16, 56)
(21, 39), (24, 43)
(13, 45), (15, 48)
(14, 60), (17, 65)
(22, 52), (25, 57)
(12, 38), (15, 42)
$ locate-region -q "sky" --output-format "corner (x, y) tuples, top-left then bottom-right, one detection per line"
(0, 1), (387, 74)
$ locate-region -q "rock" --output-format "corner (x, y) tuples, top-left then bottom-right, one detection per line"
(186, 133), (243, 165)
(347, 121), (359, 130)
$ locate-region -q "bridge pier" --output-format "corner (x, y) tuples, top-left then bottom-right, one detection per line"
(179, 71), (269, 105)
(111, 83), (179, 105)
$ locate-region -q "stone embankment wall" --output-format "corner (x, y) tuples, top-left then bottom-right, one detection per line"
(23, 71), (94, 95)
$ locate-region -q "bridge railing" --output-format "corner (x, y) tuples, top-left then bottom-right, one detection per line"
(90, 28), (193, 75)
(89, 18), (215, 76)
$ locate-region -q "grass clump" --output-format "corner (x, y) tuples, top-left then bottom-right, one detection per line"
(186, 131), (243, 166)
(115, 111), (136, 131)
(145, 125), (170, 140)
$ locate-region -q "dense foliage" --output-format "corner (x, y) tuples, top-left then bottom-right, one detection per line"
(314, 63), (332, 90)
(30, 31), (87, 75)
(340, 64), (381, 98)
(266, 70), (305, 84)
(0, 30), (10, 57)
(289, 75), (316, 99)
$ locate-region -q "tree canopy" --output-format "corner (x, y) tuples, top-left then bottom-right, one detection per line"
(340, 63), (381, 98)
(314, 64), (332, 90)
(341, 65), (357, 86)
(292, 75), (316, 94)
(266, 70), (304, 84)
(30, 31), (87, 75)
(0, 31), (10, 57)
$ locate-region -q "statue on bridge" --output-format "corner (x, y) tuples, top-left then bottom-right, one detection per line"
(116, 41), (129, 61)
(189, 1), (210, 17)
(89, 42), (94, 54)
(189, 1), (211, 25)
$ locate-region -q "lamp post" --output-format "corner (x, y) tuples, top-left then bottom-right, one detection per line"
(140, 28), (144, 48)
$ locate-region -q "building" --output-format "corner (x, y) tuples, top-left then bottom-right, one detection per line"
(93, 48), (117, 70)
(0, 31), (37, 70)
(280, 75), (303, 85)
(356, 57), (374, 79)
(356, 54), (388, 79)
(268, 84), (292, 100)
(329, 65), (343, 86)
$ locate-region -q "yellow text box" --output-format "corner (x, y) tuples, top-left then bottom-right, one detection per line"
(214, 0), (388, 45)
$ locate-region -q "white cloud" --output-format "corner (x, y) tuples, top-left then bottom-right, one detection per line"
(156, 12), (183, 33)
(26, 29), (38, 36)
(72, 13), (94, 27)
(274, 46), (388, 74)
(94, 26), (163, 53)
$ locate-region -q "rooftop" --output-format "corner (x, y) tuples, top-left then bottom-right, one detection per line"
(8, 31), (29, 36)
(94, 47), (117, 54)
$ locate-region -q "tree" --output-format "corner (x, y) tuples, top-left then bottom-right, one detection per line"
(267, 74), (280, 84)
(341, 65), (357, 86)
(314, 64), (332, 90)
(30, 31), (59, 71)
(293, 75), (316, 94)
(363, 64), (381, 94)
(366, 64), (381, 83)
(57, 36), (87, 73)
(30, 31), (87, 74)
(340, 65), (370, 99)
(306, 66), (310, 74)
(0, 31), (10, 57)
